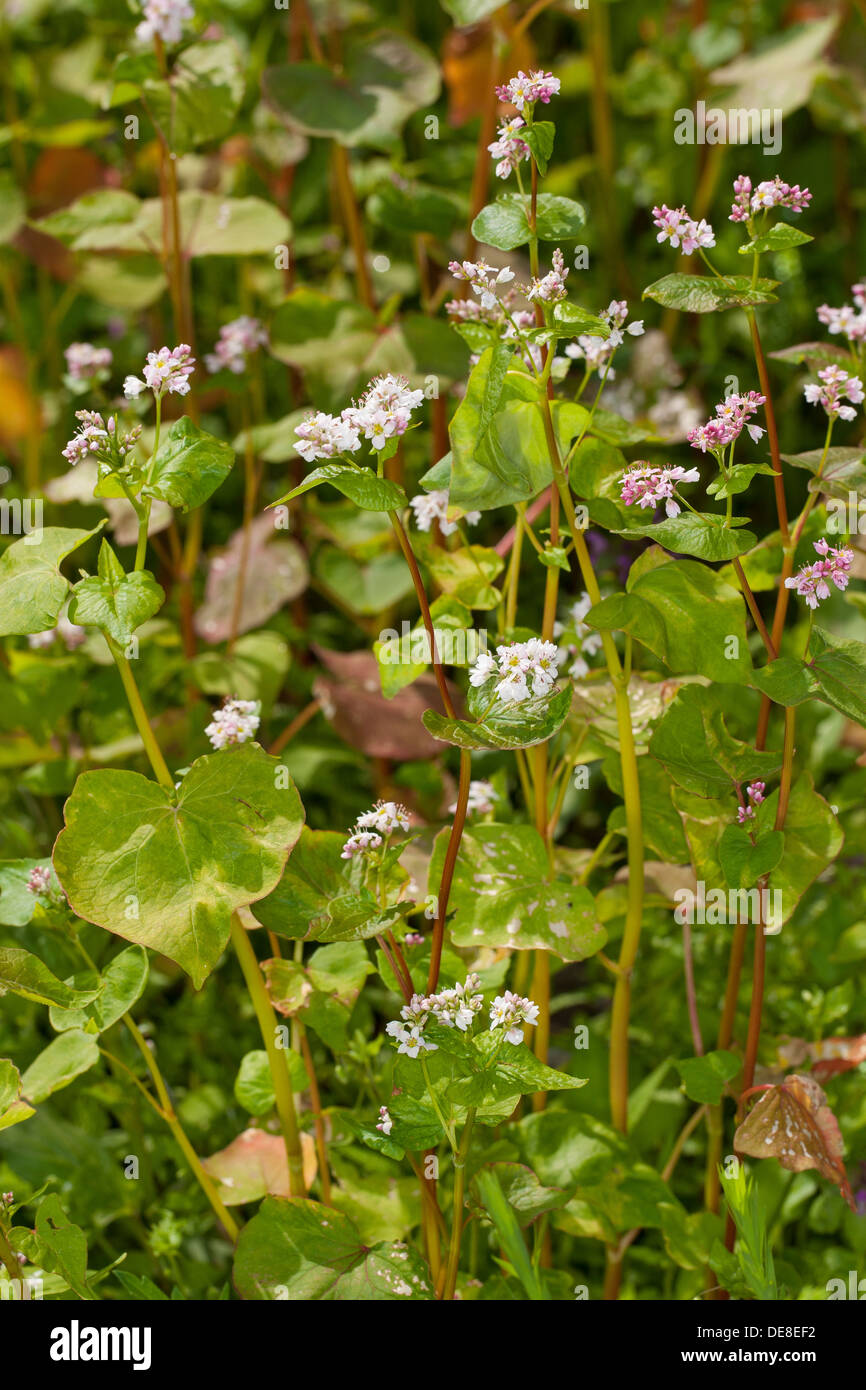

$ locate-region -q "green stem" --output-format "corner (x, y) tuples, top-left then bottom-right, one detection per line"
(442, 1108), (475, 1300)
(230, 914), (306, 1197)
(122, 1017), (240, 1241)
(108, 638), (173, 788)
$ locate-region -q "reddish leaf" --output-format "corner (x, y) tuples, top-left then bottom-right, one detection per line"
(778, 1033), (866, 1082)
(734, 1073), (855, 1210)
(195, 516), (308, 643)
(202, 1127), (317, 1205)
(313, 647), (460, 760)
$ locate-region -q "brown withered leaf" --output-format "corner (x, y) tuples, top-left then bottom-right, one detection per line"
(442, 22), (535, 126)
(195, 515), (308, 643)
(313, 646), (461, 760)
(202, 1127), (317, 1205)
(778, 1034), (866, 1083)
(734, 1073), (855, 1209)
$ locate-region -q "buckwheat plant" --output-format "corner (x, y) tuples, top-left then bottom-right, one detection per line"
(1, 0), (864, 1317)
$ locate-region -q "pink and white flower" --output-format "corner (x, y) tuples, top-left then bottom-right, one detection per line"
(62, 411), (142, 467)
(527, 248), (568, 304)
(205, 316), (268, 375)
(817, 296), (866, 343)
(487, 117), (531, 179)
(124, 344), (195, 400)
(620, 461), (700, 518)
(343, 374), (425, 450)
(205, 698), (261, 749)
(495, 69), (560, 111)
(489, 990), (540, 1045)
(64, 342), (112, 384)
(135, 0), (194, 46)
(803, 365), (864, 421)
(341, 830), (383, 860)
(449, 258), (516, 311)
(356, 801), (411, 835)
(729, 174), (812, 222)
(450, 780), (498, 817)
(295, 411), (361, 463)
(409, 489), (480, 536)
(687, 390), (766, 453)
(565, 299), (644, 379)
(784, 538), (854, 609)
(27, 866), (52, 896)
(652, 205), (716, 254)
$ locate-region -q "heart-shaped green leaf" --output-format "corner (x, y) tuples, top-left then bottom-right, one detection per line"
(143, 417), (235, 512)
(0, 524), (105, 637)
(53, 745), (305, 988)
(429, 823), (606, 961)
(68, 541), (164, 644)
(233, 1196), (435, 1299)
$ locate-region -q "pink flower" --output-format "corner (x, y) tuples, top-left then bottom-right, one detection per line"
(124, 344), (195, 400)
(619, 462), (700, 518)
(495, 69), (560, 110)
(803, 365), (864, 421)
(340, 830), (383, 860)
(729, 174), (812, 222)
(687, 391), (766, 453)
(652, 204), (715, 254)
(449, 258), (515, 310)
(784, 539), (854, 609)
(487, 117), (531, 179)
(737, 805), (755, 825)
(27, 866), (52, 896)
(62, 411), (141, 467)
(136, 0), (193, 46)
(817, 290), (866, 343)
(64, 342), (112, 384)
(205, 316), (267, 374)
(747, 781), (766, 805)
(526, 248), (568, 303)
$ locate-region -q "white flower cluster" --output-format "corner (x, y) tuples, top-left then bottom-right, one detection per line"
(376, 1105), (393, 1136)
(341, 800), (410, 859)
(553, 593), (603, 679)
(489, 990), (540, 1045)
(295, 375), (425, 462)
(294, 411), (361, 463)
(205, 699), (261, 750)
(343, 375), (425, 450)
(386, 977), (539, 1058)
(565, 300), (644, 380)
(449, 258), (515, 311)
(409, 489), (481, 536)
(136, 0), (193, 46)
(470, 638), (560, 705)
(449, 779), (498, 816)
